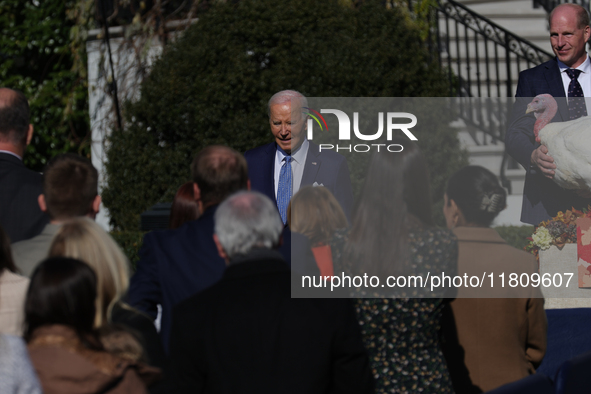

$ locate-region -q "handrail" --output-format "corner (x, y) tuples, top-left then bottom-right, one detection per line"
(426, 0), (554, 192)
(434, 0), (553, 101)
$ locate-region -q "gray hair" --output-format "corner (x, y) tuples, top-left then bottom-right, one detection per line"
(267, 90), (309, 117)
(214, 191), (284, 259)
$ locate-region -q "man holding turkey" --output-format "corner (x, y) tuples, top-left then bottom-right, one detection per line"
(506, 3), (591, 225)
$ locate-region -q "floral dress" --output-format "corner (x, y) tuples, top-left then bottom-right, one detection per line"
(331, 227), (458, 394)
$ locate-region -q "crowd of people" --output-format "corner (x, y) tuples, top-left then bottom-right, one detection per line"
(0, 81), (552, 394)
(12, 3), (591, 388)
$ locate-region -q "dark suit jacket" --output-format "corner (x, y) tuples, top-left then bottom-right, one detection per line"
(0, 152), (47, 243)
(506, 58), (591, 225)
(168, 249), (374, 394)
(244, 141), (354, 219)
(127, 206), (225, 353)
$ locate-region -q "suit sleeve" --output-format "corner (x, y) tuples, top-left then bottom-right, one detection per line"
(127, 232), (162, 320)
(505, 71), (539, 171)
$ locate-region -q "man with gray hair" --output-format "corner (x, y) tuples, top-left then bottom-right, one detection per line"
(213, 190), (284, 259)
(168, 191), (373, 394)
(245, 90), (353, 222)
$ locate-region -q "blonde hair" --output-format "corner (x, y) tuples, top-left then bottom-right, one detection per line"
(48, 217), (130, 327)
(288, 186), (348, 246)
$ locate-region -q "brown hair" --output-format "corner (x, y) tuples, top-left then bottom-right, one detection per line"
(345, 140), (433, 278)
(43, 154), (98, 221)
(190, 146), (248, 208)
(169, 182), (200, 229)
(288, 186), (348, 246)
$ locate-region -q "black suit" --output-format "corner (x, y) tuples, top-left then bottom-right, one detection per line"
(0, 152), (47, 242)
(168, 249), (374, 394)
(127, 206), (225, 353)
(506, 58), (591, 225)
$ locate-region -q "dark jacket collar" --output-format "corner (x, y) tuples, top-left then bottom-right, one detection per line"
(224, 248), (288, 279)
(0, 151), (24, 167)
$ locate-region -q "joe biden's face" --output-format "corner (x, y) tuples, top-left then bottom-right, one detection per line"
(269, 102), (307, 155)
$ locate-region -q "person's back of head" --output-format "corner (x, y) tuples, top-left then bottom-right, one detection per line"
(190, 146), (249, 209)
(0, 88), (31, 153)
(214, 191), (283, 261)
(445, 165), (506, 228)
(41, 153), (99, 222)
(24, 257), (98, 345)
(48, 217), (129, 327)
(288, 186), (348, 246)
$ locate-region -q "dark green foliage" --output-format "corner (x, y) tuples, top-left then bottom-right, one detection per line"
(104, 0), (464, 230)
(110, 231), (145, 270)
(495, 225), (535, 251)
(0, 0), (89, 171)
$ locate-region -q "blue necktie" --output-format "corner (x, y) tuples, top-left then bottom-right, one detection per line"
(277, 156), (292, 224)
(566, 68), (588, 120)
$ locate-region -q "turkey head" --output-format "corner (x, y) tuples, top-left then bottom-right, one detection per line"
(525, 94), (558, 142)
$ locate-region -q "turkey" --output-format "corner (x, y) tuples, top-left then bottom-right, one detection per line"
(526, 93), (591, 192)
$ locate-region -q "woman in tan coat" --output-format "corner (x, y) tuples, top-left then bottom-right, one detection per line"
(441, 165), (547, 393)
(25, 257), (158, 394)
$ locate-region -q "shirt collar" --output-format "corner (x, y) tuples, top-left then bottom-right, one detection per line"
(276, 139), (308, 164)
(0, 150), (22, 161)
(558, 56), (591, 74)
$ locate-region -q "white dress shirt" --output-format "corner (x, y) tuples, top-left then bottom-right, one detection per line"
(274, 139), (309, 199)
(557, 56), (591, 113)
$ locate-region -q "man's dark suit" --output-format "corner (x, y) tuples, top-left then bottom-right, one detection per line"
(0, 152), (47, 243)
(244, 141), (354, 218)
(127, 206), (225, 353)
(506, 58), (591, 225)
(168, 248), (374, 394)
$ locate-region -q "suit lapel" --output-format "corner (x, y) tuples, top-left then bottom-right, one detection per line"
(262, 143), (277, 204)
(301, 141), (321, 187)
(545, 59), (570, 121)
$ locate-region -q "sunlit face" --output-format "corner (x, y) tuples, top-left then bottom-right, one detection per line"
(443, 194), (455, 229)
(269, 102), (307, 155)
(550, 7), (591, 68)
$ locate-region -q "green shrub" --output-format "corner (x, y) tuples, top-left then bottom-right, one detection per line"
(103, 0), (465, 230)
(0, 0), (89, 170)
(111, 231), (145, 270)
(495, 226), (534, 251)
